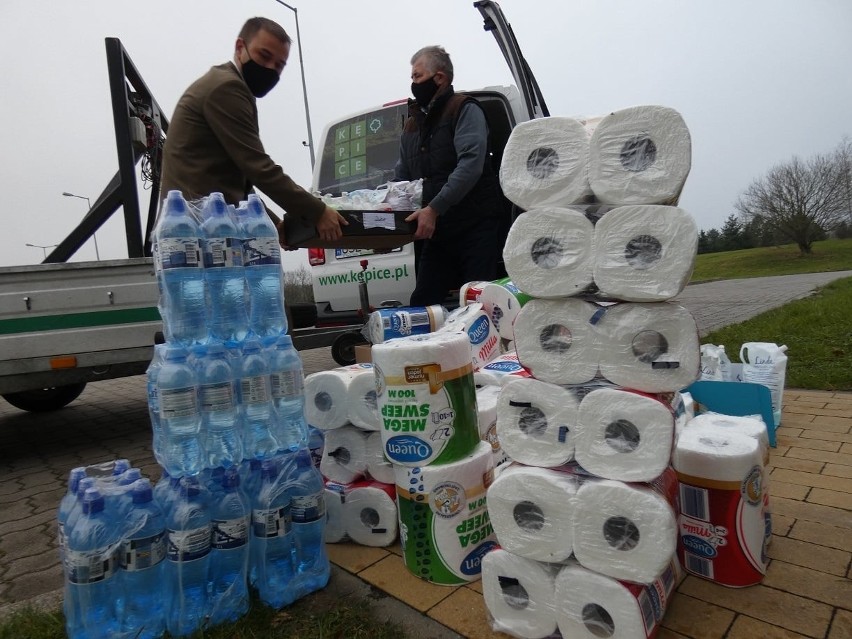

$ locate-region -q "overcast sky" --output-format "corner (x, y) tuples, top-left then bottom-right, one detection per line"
(2, 0), (850, 270)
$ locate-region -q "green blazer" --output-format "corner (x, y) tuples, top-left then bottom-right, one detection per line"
(160, 62), (324, 226)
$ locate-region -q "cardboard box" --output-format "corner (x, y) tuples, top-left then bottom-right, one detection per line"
(283, 209), (415, 249)
(354, 344), (372, 364)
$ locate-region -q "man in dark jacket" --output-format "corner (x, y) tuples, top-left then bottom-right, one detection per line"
(396, 46), (504, 306)
(160, 17), (345, 245)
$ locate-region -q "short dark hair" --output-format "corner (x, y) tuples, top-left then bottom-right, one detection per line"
(239, 17), (291, 46)
(411, 46), (454, 83)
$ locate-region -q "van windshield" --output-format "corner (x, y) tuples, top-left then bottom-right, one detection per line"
(315, 102), (409, 196)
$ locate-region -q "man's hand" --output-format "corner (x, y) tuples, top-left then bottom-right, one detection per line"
(405, 205), (438, 240)
(316, 206), (348, 242)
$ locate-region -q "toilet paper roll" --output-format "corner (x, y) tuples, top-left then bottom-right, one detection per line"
(342, 482), (398, 547)
(345, 363), (380, 431)
(554, 560), (680, 639)
(575, 388), (675, 482)
(395, 441), (496, 584)
(487, 465), (579, 562)
(473, 352), (530, 388)
(593, 205), (698, 302)
(596, 302), (700, 393)
(497, 377), (580, 467)
(304, 369), (356, 431)
(319, 425), (369, 484)
(478, 278), (533, 340)
(373, 331), (480, 466)
(573, 478), (678, 583)
(482, 549), (559, 639)
(438, 303), (501, 369)
(324, 484), (349, 543)
(513, 298), (601, 384)
(476, 385), (511, 469)
(366, 305), (446, 344)
(365, 431), (395, 484)
(500, 117), (593, 209)
(503, 207), (595, 299)
(588, 105), (692, 205)
(686, 413), (769, 462)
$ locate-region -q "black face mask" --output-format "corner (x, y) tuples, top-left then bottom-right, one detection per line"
(242, 56), (280, 98)
(411, 76), (439, 109)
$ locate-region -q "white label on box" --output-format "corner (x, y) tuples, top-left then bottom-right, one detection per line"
(363, 212), (396, 230)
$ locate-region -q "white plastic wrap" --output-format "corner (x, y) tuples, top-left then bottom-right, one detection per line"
(323, 479), (398, 547)
(319, 425), (370, 484)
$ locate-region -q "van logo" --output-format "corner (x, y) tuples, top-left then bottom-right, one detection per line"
(386, 436), (432, 463)
(460, 540), (496, 576)
(468, 316), (491, 345)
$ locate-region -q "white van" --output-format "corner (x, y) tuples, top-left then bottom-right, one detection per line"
(308, 1), (547, 329)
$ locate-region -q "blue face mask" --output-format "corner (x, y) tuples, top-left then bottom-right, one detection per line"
(242, 55), (280, 98)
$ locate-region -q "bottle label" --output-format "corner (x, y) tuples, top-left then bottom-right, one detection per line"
(158, 237), (201, 269)
(65, 547), (118, 584)
(121, 532), (167, 571)
(244, 237), (281, 267)
(241, 376), (269, 405)
(159, 386), (199, 418)
(252, 505), (292, 538)
(199, 381), (235, 413)
(291, 492), (325, 524)
(202, 237), (243, 268)
(270, 371), (304, 401)
(212, 516), (249, 549)
(167, 525), (212, 562)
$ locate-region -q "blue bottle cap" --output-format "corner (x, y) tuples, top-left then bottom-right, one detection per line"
(132, 479), (154, 504)
(82, 488), (105, 514)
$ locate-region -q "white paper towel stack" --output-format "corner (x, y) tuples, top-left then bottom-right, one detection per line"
(305, 363), (378, 431)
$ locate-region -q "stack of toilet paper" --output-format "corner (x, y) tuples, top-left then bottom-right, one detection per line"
(324, 479), (399, 547)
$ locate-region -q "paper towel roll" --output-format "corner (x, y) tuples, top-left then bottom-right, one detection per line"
(373, 331), (480, 466)
(593, 205), (698, 302)
(554, 561), (680, 639)
(319, 425), (369, 484)
(596, 302), (700, 392)
(304, 368), (356, 431)
(573, 479), (678, 583)
(478, 279), (532, 340)
(500, 117), (593, 209)
(473, 352), (530, 388)
(343, 482), (398, 547)
(497, 377), (580, 467)
(487, 465), (579, 562)
(365, 431), (395, 484)
(503, 207), (595, 299)
(588, 105), (692, 205)
(481, 549), (559, 639)
(513, 298), (601, 384)
(324, 484), (349, 543)
(345, 363), (380, 431)
(438, 303), (501, 369)
(477, 384), (511, 469)
(366, 305), (446, 344)
(394, 441), (496, 585)
(575, 388), (675, 482)
(686, 413), (769, 461)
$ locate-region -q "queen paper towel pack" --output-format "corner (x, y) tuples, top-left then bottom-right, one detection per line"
(487, 464), (579, 562)
(372, 331), (480, 466)
(588, 105), (692, 205)
(593, 205), (698, 301)
(575, 388), (675, 482)
(482, 549), (559, 639)
(503, 207), (595, 299)
(305, 364), (375, 431)
(395, 441), (496, 585)
(500, 117), (593, 209)
(438, 303), (501, 369)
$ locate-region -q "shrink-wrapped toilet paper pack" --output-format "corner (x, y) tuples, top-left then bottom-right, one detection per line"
(344, 363), (380, 430)
(500, 117), (593, 209)
(305, 367), (362, 431)
(473, 352), (531, 388)
(324, 482), (349, 543)
(342, 481), (398, 547)
(319, 425), (370, 484)
(503, 207), (595, 299)
(588, 105), (691, 206)
(365, 431), (395, 484)
(438, 303), (501, 369)
(476, 384), (511, 469)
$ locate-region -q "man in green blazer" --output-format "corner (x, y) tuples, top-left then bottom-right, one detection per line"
(160, 16), (345, 246)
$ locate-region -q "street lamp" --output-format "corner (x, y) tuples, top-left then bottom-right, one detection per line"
(25, 243), (58, 259)
(62, 191), (101, 261)
(271, 1), (316, 169)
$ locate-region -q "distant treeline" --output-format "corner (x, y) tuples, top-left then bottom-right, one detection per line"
(698, 214), (852, 254)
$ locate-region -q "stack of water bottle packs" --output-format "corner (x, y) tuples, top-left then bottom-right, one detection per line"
(475, 105), (716, 639)
(57, 189), (332, 639)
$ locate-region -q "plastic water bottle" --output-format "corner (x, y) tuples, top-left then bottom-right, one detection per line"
(196, 343), (244, 469)
(64, 488), (123, 639)
(200, 192), (249, 344)
(120, 478), (167, 639)
(251, 458), (296, 608)
(113, 468), (143, 520)
(58, 467), (88, 564)
(238, 339), (279, 459)
(158, 345), (204, 477)
(308, 427), (325, 469)
(155, 190), (207, 346)
(289, 450), (330, 596)
(153, 471), (173, 513)
(268, 335), (308, 451)
(242, 194), (288, 338)
(165, 477), (211, 637)
(146, 345), (167, 466)
(112, 459), (132, 476)
(209, 468), (250, 624)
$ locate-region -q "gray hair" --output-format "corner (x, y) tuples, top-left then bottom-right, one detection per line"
(410, 46), (454, 83)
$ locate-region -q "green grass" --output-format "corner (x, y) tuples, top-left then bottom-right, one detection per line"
(0, 590), (408, 639)
(691, 238), (852, 282)
(702, 277), (852, 390)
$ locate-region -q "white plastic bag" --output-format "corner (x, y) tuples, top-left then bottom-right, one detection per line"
(740, 342), (788, 427)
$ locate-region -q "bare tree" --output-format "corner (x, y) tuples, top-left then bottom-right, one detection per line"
(735, 148), (848, 254)
(283, 264), (314, 304)
(836, 136), (852, 227)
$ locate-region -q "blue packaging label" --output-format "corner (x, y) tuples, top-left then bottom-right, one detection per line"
(379, 308), (431, 340)
(167, 525), (212, 562)
(121, 532), (167, 571)
(158, 237), (201, 269)
(212, 517), (249, 549)
(244, 237), (281, 267)
(65, 547), (118, 584)
(467, 315), (492, 345)
(482, 361), (523, 373)
(202, 237), (243, 268)
(386, 435), (433, 463)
